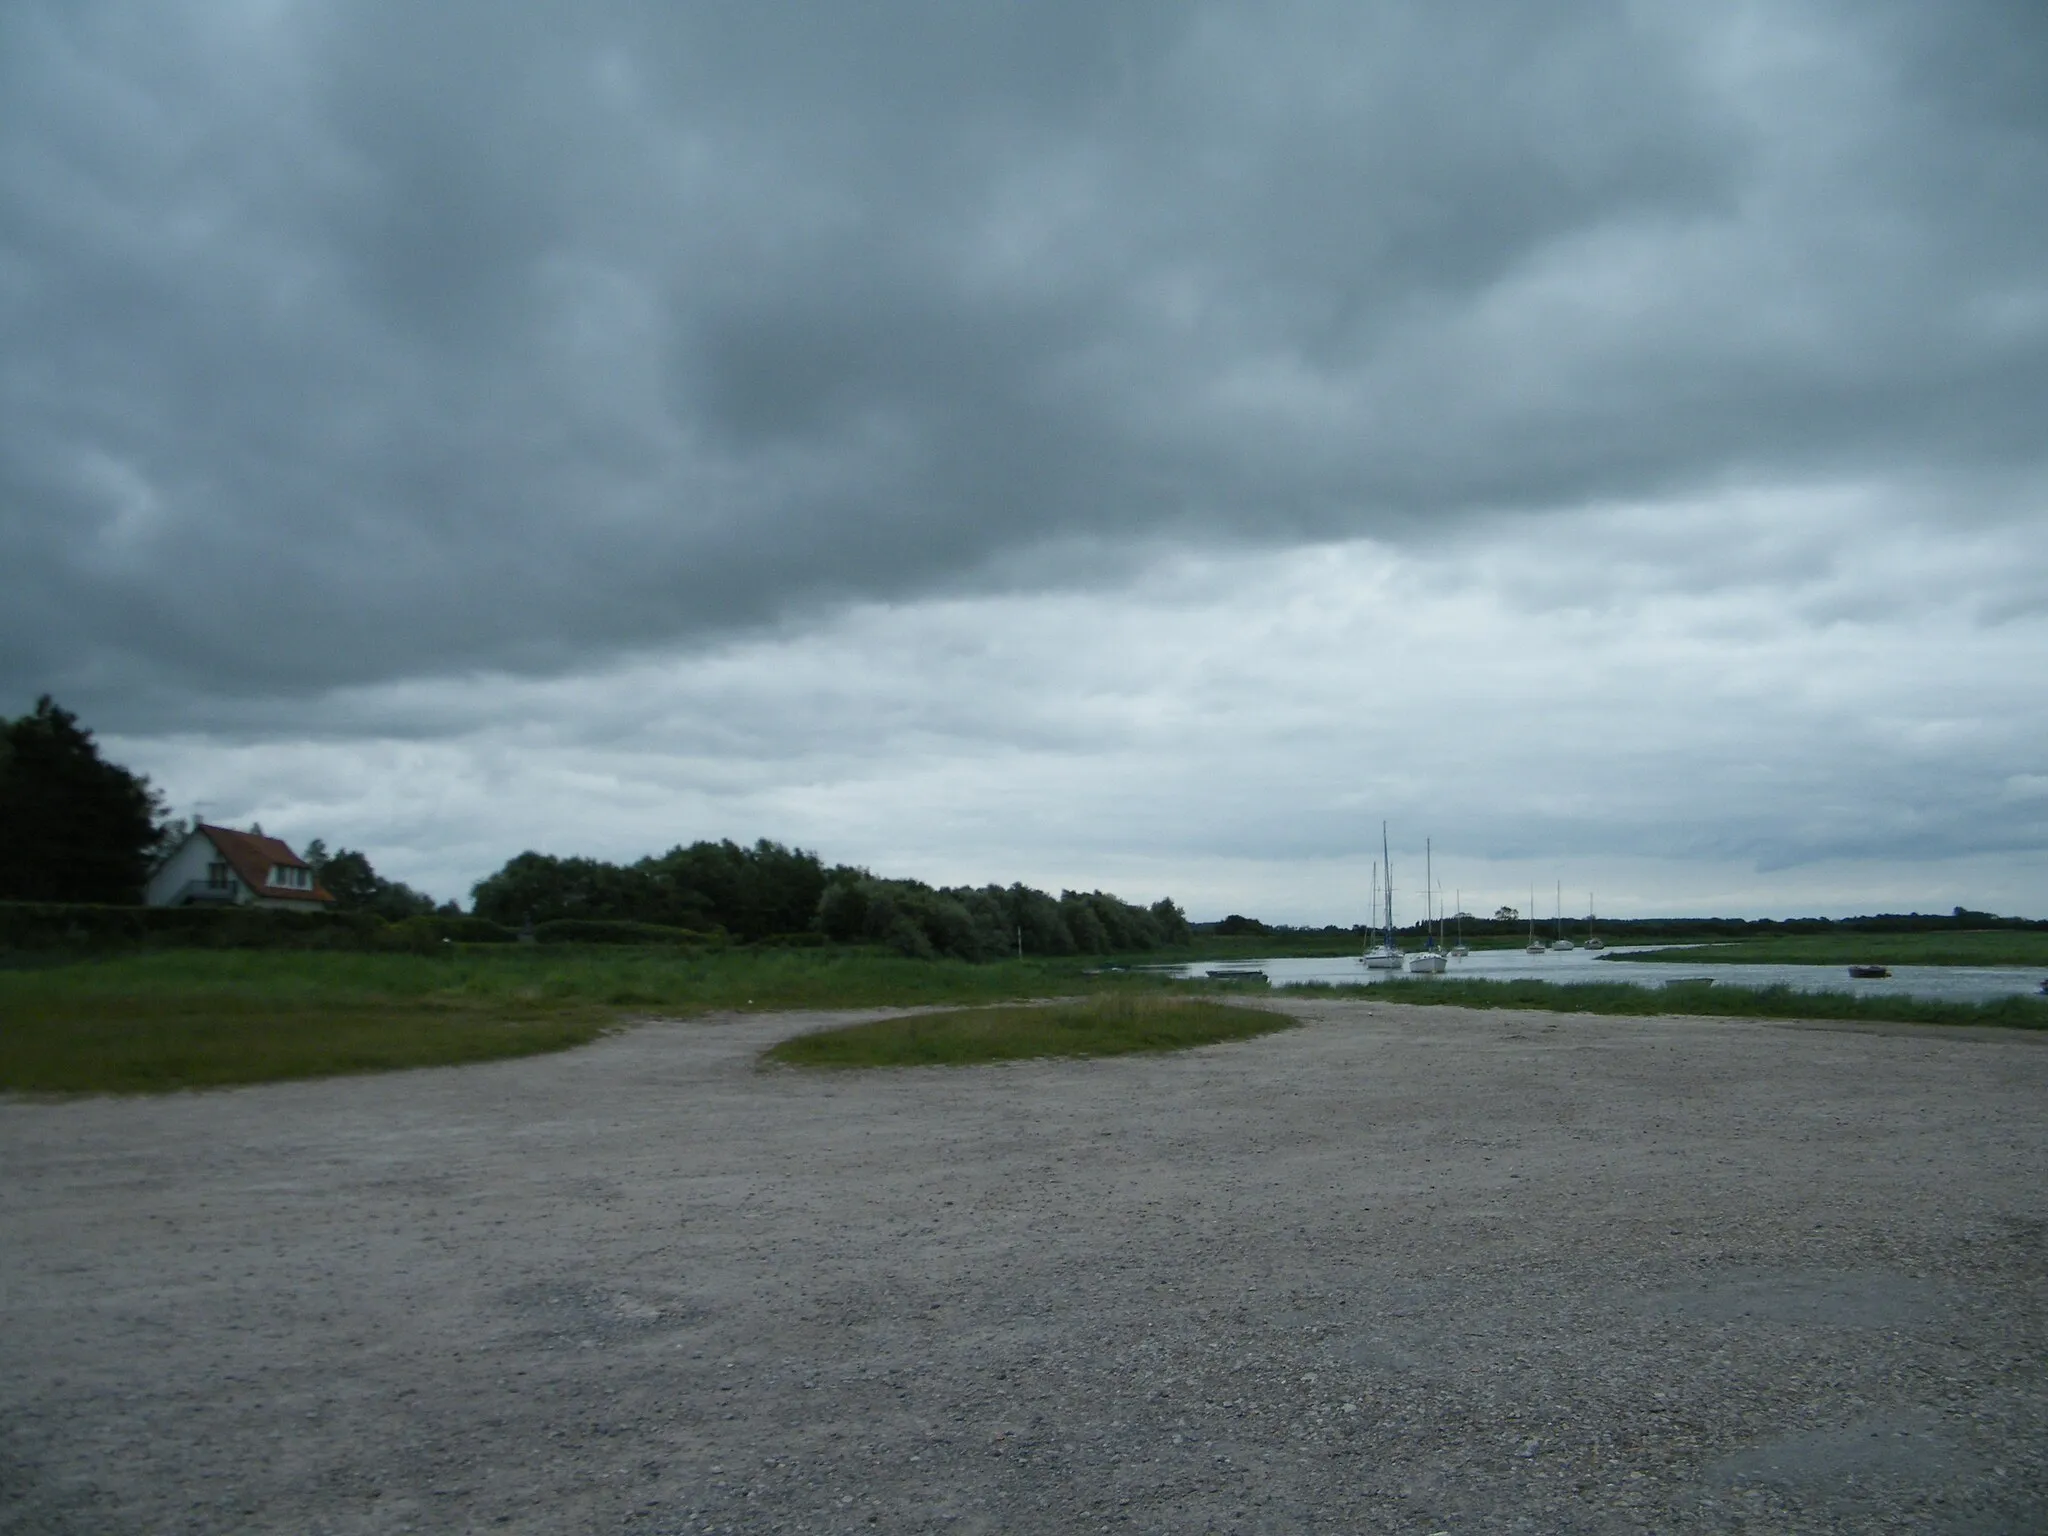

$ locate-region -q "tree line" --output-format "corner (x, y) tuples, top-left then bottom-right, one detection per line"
(470, 841), (1191, 959)
(0, 697), (1191, 956)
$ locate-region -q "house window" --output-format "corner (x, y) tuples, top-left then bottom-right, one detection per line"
(206, 861), (231, 888)
(269, 865), (310, 890)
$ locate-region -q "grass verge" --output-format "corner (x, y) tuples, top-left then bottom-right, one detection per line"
(1292, 976), (2048, 1029)
(0, 994), (609, 1094)
(761, 994), (1293, 1069)
(1607, 931), (2048, 968)
(0, 947), (1220, 1093)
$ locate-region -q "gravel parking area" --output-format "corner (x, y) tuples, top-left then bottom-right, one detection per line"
(3, 998), (2045, 1534)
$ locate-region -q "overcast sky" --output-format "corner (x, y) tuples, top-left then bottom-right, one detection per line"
(5, 1), (2045, 919)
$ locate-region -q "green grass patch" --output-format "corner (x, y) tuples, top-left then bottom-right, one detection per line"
(0, 946), (1217, 1093)
(761, 994), (1294, 1069)
(1291, 975), (2048, 1029)
(1606, 931), (2048, 968)
(0, 994), (609, 1095)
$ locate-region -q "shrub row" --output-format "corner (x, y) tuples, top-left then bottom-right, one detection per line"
(0, 900), (378, 950)
(0, 901), (760, 953)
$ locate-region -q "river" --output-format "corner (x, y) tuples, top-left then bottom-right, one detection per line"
(1166, 944), (2048, 1003)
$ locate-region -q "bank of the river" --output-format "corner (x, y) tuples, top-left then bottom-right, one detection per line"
(1611, 931), (2048, 968)
(1166, 947), (2048, 1013)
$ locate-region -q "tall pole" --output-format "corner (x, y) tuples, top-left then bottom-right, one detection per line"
(1382, 822), (1394, 952)
(1425, 837), (1434, 951)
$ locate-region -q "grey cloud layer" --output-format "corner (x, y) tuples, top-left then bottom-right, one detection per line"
(5, 1), (2046, 720)
(113, 514), (2048, 910)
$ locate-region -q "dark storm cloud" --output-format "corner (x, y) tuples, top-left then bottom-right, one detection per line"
(4, 0), (2045, 723)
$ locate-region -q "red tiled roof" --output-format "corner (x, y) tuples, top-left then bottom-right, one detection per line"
(197, 824), (336, 904)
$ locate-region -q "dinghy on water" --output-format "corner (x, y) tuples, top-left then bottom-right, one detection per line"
(1847, 964), (1890, 979)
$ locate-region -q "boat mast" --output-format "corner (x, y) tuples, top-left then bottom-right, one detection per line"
(1425, 838), (1433, 950)
(1382, 822), (1394, 953)
(1365, 861), (1377, 957)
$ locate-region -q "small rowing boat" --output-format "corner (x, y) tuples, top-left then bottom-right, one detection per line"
(1847, 964), (1890, 979)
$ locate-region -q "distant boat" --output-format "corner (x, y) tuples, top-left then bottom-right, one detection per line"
(1409, 839), (1448, 972)
(1584, 891), (1604, 950)
(1208, 966), (1268, 982)
(1360, 828), (1403, 969)
(1549, 880), (1575, 951)
(1450, 887), (1470, 958)
(1847, 964), (1890, 979)
(1525, 884), (1546, 955)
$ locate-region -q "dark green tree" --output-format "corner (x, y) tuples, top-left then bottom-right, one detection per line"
(303, 842), (437, 920)
(0, 696), (167, 903)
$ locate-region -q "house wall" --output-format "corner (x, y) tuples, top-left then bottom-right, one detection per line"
(144, 833), (248, 907)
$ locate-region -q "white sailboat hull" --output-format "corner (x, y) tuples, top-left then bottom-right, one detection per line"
(1360, 948), (1404, 969)
(1407, 952), (1448, 973)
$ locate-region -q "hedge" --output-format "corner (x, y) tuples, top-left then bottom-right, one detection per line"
(0, 900), (383, 951)
(531, 918), (725, 947)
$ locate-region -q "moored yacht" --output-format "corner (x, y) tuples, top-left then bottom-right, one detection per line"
(1549, 879), (1575, 951)
(1408, 840), (1448, 972)
(1359, 828), (1404, 968)
(1584, 892), (1604, 950)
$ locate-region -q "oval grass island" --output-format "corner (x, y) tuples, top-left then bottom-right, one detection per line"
(760, 994), (1292, 1069)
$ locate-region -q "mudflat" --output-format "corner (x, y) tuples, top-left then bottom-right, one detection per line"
(3, 999), (2044, 1534)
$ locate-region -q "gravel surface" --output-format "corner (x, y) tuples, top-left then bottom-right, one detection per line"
(3, 998), (2045, 1534)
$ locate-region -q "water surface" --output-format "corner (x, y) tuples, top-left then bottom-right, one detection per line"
(1169, 945), (2047, 1004)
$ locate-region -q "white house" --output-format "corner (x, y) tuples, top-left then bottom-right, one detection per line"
(145, 824), (336, 911)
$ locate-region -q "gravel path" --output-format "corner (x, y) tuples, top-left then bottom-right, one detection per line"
(3, 998), (2045, 1534)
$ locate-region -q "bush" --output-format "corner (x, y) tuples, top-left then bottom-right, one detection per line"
(532, 918), (721, 947)
(0, 900), (380, 952)
(427, 914), (517, 943)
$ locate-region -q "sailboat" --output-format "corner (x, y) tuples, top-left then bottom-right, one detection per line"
(1450, 887), (1470, 958)
(1524, 883), (1546, 954)
(1584, 892), (1604, 950)
(1408, 840), (1448, 972)
(1549, 879), (1575, 951)
(1360, 824), (1403, 969)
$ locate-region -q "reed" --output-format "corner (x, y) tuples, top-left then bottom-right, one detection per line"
(1289, 975), (2048, 1029)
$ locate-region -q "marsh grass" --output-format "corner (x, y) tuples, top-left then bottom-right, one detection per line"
(1608, 931), (2048, 968)
(0, 994), (609, 1094)
(1291, 975), (2048, 1029)
(760, 994), (1293, 1069)
(0, 946), (1210, 1093)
